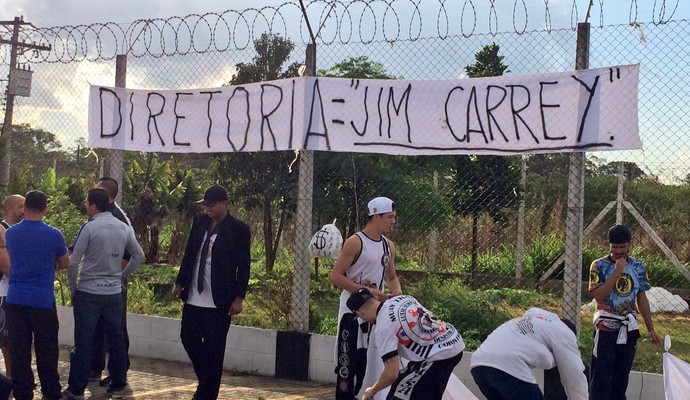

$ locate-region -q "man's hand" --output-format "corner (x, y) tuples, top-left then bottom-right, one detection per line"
(229, 297), (244, 316)
(614, 256), (627, 272)
(171, 285), (182, 301)
(649, 330), (661, 346)
(370, 288), (389, 302)
(362, 386), (377, 400)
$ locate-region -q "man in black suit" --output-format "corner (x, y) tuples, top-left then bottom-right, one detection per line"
(172, 184), (251, 400)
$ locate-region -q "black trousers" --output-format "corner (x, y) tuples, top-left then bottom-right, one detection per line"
(181, 303), (232, 400)
(387, 352), (463, 400)
(6, 303), (62, 400)
(90, 288), (130, 375)
(589, 329), (639, 400)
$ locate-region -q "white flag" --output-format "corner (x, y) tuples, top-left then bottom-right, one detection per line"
(664, 351), (690, 399)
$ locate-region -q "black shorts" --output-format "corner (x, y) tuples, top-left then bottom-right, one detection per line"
(0, 297), (8, 348)
(387, 351), (463, 400)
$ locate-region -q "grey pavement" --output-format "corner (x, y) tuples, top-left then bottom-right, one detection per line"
(26, 346), (335, 400)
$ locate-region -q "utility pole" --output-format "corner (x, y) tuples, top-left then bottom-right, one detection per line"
(0, 16), (51, 186)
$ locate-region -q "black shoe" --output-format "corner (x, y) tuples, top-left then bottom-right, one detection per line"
(99, 376), (111, 387)
(106, 386), (125, 399)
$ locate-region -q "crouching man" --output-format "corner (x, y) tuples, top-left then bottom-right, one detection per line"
(346, 288), (464, 400)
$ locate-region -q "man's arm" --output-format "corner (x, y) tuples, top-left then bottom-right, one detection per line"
(229, 222), (251, 316)
(589, 258), (625, 303)
(121, 229), (145, 280)
(173, 217), (201, 299)
(362, 356), (400, 400)
(636, 291), (661, 346)
(329, 235), (363, 293)
(56, 252), (70, 270)
(550, 329), (588, 400)
(384, 240), (402, 296)
(0, 227), (9, 276)
(68, 224), (90, 294)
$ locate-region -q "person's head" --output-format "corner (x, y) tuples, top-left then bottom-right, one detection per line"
(197, 184), (229, 222)
(608, 224), (632, 260)
(3, 194), (25, 224)
(96, 177), (119, 203)
(366, 197), (397, 234)
(23, 190), (48, 219)
(346, 288), (381, 324)
(85, 187), (110, 217)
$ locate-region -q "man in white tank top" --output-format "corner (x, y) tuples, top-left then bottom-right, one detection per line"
(329, 197), (403, 400)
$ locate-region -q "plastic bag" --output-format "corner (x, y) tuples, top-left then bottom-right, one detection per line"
(308, 221), (343, 259)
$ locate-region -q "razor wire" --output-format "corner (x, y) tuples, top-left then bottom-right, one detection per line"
(0, 0), (683, 66)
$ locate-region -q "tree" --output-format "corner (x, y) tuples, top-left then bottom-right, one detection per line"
(217, 33), (300, 273)
(587, 157), (647, 181)
(318, 56), (394, 79)
(464, 43), (510, 77)
(453, 44), (520, 286)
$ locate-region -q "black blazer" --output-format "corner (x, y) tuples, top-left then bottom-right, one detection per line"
(175, 213), (251, 312)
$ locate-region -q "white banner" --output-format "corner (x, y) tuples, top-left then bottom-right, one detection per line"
(88, 64), (640, 155)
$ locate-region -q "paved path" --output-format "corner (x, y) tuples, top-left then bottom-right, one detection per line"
(27, 346), (334, 399)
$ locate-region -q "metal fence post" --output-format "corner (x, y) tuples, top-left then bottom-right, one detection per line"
(289, 43), (316, 333)
(109, 54), (126, 203)
(563, 22), (590, 335)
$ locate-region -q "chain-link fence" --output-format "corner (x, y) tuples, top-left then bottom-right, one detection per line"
(1, 1), (689, 373)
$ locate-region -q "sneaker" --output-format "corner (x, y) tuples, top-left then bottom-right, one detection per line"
(106, 386), (125, 399)
(61, 390), (85, 400)
(89, 371), (101, 382)
(99, 376), (111, 387)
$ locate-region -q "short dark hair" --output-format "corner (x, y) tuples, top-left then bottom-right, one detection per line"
(97, 177), (119, 200)
(87, 188), (110, 212)
(608, 224), (632, 244)
(24, 190), (48, 212)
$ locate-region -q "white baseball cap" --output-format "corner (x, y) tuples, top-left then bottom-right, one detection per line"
(367, 197), (396, 216)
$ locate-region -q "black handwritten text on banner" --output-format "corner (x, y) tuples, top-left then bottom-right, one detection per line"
(88, 64), (640, 155)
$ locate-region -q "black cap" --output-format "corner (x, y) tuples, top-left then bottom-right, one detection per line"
(346, 288), (375, 312)
(197, 185), (228, 206)
(608, 224), (631, 244)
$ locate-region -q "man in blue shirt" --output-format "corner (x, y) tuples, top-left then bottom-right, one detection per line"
(5, 190), (70, 400)
(588, 224), (661, 400)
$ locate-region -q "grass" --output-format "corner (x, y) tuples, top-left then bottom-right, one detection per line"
(52, 234), (690, 375)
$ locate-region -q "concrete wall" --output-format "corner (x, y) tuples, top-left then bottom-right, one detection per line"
(56, 307), (665, 399)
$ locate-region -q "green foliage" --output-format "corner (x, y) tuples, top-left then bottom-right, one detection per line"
(641, 254), (690, 289)
(230, 33), (296, 84)
(38, 168), (86, 245)
(464, 43), (510, 78)
(123, 153), (205, 263)
(407, 276), (528, 350)
(524, 234), (564, 277)
(319, 56), (394, 79)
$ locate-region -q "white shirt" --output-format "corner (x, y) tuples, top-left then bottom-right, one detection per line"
(471, 307), (588, 400)
(186, 231), (216, 308)
(375, 295), (464, 362)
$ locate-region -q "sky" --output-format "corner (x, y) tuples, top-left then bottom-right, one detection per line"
(1, 0), (688, 33)
(2, 0), (690, 181)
